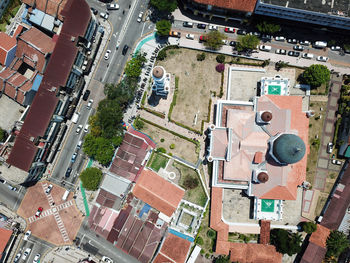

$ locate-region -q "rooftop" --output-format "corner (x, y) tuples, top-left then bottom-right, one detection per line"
(132, 169), (185, 217)
(191, 0), (258, 13)
(22, 0), (68, 20)
(0, 228), (13, 256)
(0, 32), (17, 51)
(18, 27), (55, 55)
(229, 243), (282, 263)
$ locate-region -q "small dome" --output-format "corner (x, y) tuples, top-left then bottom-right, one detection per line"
(152, 66), (164, 78)
(273, 134), (306, 164)
(261, 111), (273, 122)
(257, 172), (269, 183)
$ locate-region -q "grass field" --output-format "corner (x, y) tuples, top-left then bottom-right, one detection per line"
(149, 152), (169, 172)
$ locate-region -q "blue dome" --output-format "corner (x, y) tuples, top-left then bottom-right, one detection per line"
(272, 134), (306, 164)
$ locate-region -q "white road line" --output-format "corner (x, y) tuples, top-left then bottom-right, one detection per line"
(140, 22), (146, 37)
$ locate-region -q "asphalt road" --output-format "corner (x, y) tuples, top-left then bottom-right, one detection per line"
(0, 182), (24, 211)
(16, 235), (53, 263)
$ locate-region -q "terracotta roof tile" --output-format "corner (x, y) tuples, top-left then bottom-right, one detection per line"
(259, 220), (270, 244)
(300, 242), (327, 263)
(0, 32), (16, 51)
(191, 0), (257, 13)
(18, 27), (55, 54)
(309, 225), (330, 248)
(229, 243), (282, 263)
(254, 151), (263, 163)
(0, 228), (12, 255)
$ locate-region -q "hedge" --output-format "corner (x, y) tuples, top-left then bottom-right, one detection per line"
(219, 71), (224, 98)
(170, 119), (202, 135)
(141, 91), (147, 106)
(168, 76), (179, 120)
(200, 98), (212, 133)
(141, 106), (166, 119)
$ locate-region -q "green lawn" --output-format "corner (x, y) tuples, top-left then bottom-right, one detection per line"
(149, 152), (169, 172)
(174, 161), (207, 207)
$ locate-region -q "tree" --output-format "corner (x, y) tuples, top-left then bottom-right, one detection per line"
(0, 128), (6, 142)
(216, 54), (225, 63)
(270, 229), (302, 256)
(83, 134), (118, 166)
(236, 35), (260, 51)
(203, 31), (226, 50)
(156, 20), (171, 37)
(215, 255), (230, 263)
(256, 21), (281, 34)
(183, 176), (199, 189)
(124, 52), (147, 79)
(80, 167), (103, 191)
(157, 49), (167, 60)
(207, 228), (217, 239)
(302, 64), (331, 88)
(301, 222), (317, 234)
(150, 0), (177, 12)
(326, 230), (349, 259)
(134, 118), (144, 130)
(196, 52), (206, 61)
(216, 64), (225, 73)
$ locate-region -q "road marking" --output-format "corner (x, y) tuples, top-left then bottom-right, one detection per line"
(140, 22), (146, 37)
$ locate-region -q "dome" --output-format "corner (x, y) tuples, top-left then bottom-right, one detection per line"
(257, 172), (269, 183)
(261, 111), (273, 122)
(152, 66), (164, 78)
(272, 134), (306, 164)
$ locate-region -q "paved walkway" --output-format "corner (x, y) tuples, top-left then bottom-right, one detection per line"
(43, 245), (98, 263)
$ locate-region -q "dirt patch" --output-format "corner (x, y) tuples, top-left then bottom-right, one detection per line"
(140, 121), (198, 163)
(156, 48), (221, 130)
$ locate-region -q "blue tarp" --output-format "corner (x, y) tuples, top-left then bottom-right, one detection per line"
(139, 203), (151, 218)
(168, 228), (194, 242)
(31, 74), (42, 91)
(29, 9), (44, 25)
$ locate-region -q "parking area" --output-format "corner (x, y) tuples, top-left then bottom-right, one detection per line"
(0, 95), (24, 131)
(17, 181), (83, 245)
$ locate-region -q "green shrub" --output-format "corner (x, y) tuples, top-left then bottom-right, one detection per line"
(196, 236), (204, 245)
(141, 92), (147, 106)
(205, 253), (210, 259)
(207, 229), (217, 239)
(302, 222), (317, 234)
(169, 143), (175, 149)
(157, 49), (167, 61)
(160, 138), (165, 142)
(134, 118), (144, 130)
(216, 54), (225, 63)
(141, 107), (165, 118)
(80, 167), (103, 191)
(183, 176), (199, 189)
(196, 52), (206, 61)
(168, 76), (179, 120)
(157, 147), (166, 153)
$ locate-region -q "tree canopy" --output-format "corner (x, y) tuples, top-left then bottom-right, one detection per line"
(203, 31), (226, 50)
(215, 255), (230, 263)
(326, 230), (349, 260)
(150, 0), (177, 12)
(301, 222), (317, 234)
(270, 229), (302, 256)
(256, 21), (281, 34)
(156, 20), (171, 37)
(236, 35), (260, 51)
(0, 128), (6, 142)
(80, 167), (103, 191)
(301, 64), (331, 88)
(124, 52), (147, 79)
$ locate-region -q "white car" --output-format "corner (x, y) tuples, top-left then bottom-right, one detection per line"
(222, 39), (228, 45)
(33, 254), (41, 263)
(87, 99), (93, 109)
(24, 230), (31, 241)
(99, 12), (109, 20)
(45, 184), (53, 194)
(185, 34), (194, 40)
(104, 50), (111, 60)
(331, 46), (341, 51)
(332, 159), (342, 165)
(317, 56), (329, 62)
(274, 36), (285, 41)
(76, 124), (83, 134)
(102, 256), (113, 263)
(137, 12), (143, 22)
(84, 124), (89, 133)
(327, 142), (334, 153)
(22, 248), (31, 260)
(107, 3), (119, 10)
(208, 25), (218, 30)
(14, 253), (21, 263)
(259, 45), (272, 51)
(302, 53), (314, 59)
(275, 49), (286, 55)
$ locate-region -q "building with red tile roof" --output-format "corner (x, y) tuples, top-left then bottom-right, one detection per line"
(132, 169), (184, 218)
(0, 228), (13, 259)
(229, 243), (282, 263)
(0, 24), (23, 67)
(153, 233), (192, 263)
(189, 0), (257, 13)
(22, 0), (68, 21)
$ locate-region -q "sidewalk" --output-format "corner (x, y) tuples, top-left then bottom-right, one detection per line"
(43, 245), (98, 263)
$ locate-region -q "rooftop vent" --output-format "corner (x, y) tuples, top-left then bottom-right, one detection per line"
(257, 172), (269, 183)
(256, 111), (272, 124)
(71, 36), (76, 42)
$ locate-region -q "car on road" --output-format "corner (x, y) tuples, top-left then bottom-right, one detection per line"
(302, 53), (314, 59)
(259, 45), (272, 51)
(229, 41), (237, 47)
(104, 50), (111, 60)
(275, 49), (286, 55)
(90, 7), (98, 15)
(327, 142), (334, 153)
(45, 184), (53, 194)
(122, 45), (129, 55)
(224, 27), (235, 33)
(199, 35), (208, 42)
(137, 12), (143, 22)
(332, 159), (342, 165)
(288, 51), (300, 57)
(183, 21), (193, 28)
(249, 31), (260, 37)
(22, 248), (31, 260)
(7, 185), (17, 191)
(236, 29), (246, 35)
(313, 41), (327, 48)
(169, 31), (181, 38)
(287, 38), (297, 44)
(24, 230), (31, 241)
(71, 152), (77, 163)
(299, 40), (310, 46)
(76, 140), (83, 150)
(185, 34), (194, 40)
(208, 25), (218, 30)
(317, 56), (329, 62)
(76, 124), (82, 134)
(107, 3), (119, 10)
(84, 124), (89, 133)
(87, 99), (93, 109)
(261, 34), (272, 41)
(197, 23), (206, 29)
(0, 178), (6, 184)
(65, 167), (72, 178)
(293, 45), (304, 51)
(33, 254), (41, 263)
(330, 46), (341, 51)
(82, 90), (90, 101)
(99, 12), (109, 20)
(14, 253), (21, 263)
(35, 207), (43, 218)
(274, 36), (285, 41)
(102, 256), (113, 263)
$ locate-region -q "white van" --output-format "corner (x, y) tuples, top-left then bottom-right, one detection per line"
(62, 190), (69, 201)
(71, 112), (80, 124)
(259, 45), (272, 52)
(313, 41), (327, 48)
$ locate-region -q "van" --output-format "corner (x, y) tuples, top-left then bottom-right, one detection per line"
(313, 41), (327, 48)
(62, 190), (69, 201)
(71, 112), (80, 124)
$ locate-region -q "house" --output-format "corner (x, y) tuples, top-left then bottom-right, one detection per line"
(0, 227), (13, 262)
(0, 25), (23, 67)
(22, 0), (68, 21)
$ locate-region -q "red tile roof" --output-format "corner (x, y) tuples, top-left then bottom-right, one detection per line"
(259, 220), (270, 245)
(132, 169), (184, 217)
(229, 243), (282, 263)
(309, 225), (330, 248)
(253, 151), (263, 164)
(300, 242), (327, 263)
(0, 32), (16, 51)
(153, 233), (192, 263)
(0, 228), (13, 255)
(22, 0), (68, 20)
(191, 0), (257, 13)
(18, 27), (55, 55)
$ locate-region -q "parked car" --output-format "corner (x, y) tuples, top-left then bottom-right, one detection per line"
(24, 230), (31, 241)
(293, 45), (304, 51)
(287, 38), (297, 44)
(275, 49), (286, 55)
(137, 12), (143, 22)
(71, 153), (77, 163)
(299, 40), (310, 46)
(104, 50), (111, 60)
(33, 254), (41, 263)
(302, 53), (314, 59)
(35, 207), (43, 218)
(8, 185), (17, 191)
(199, 35), (208, 42)
(65, 167), (72, 178)
(99, 12), (109, 19)
(76, 140), (83, 150)
(0, 178), (6, 184)
(274, 36), (285, 41)
(102, 256), (113, 263)
(185, 34), (194, 40)
(84, 124), (89, 133)
(82, 90), (90, 101)
(107, 3), (119, 10)
(122, 45), (129, 55)
(169, 31), (181, 38)
(229, 41), (237, 47)
(261, 34), (272, 40)
(288, 51), (300, 57)
(222, 39), (228, 45)
(87, 99), (93, 109)
(76, 124), (82, 134)
(317, 56), (329, 62)
(259, 45), (272, 51)
(331, 46), (341, 51)
(236, 29), (246, 35)
(22, 248), (31, 260)
(45, 184), (53, 194)
(208, 25), (218, 30)
(197, 23), (206, 29)
(332, 159), (342, 165)
(250, 31), (261, 37)
(90, 7), (98, 15)
(327, 142), (334, 153)
(224, 27), (235, 33)
(183, 21), (193, 28)
(14, 253), (21, 263)
(313, 41), (327, 48)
